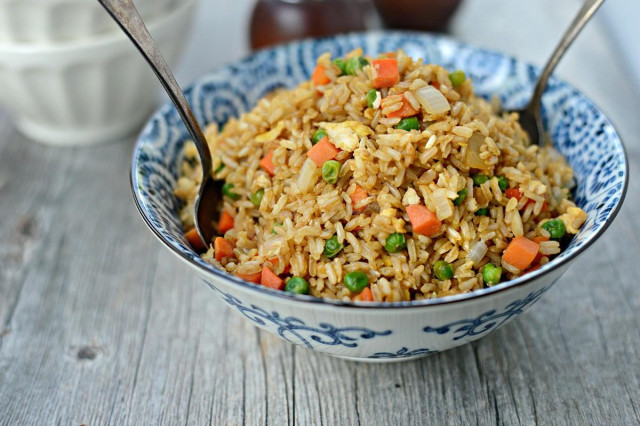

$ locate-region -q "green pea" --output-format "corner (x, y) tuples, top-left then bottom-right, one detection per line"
(271, 223), (283, 234)
(384, 233), (407, 253)
(214, 161), (225, 175)
(345, 56), (369, 75)
(482, 263), (502, 286)
(475, 207), (489, 216)
(332, 58), (347, 76)
(542, 219), (566, 239)
(449, 70), (466, 87)
(285, 277), (310, 295)
(497, 176), (509, 192)
(433, 260), (454, 280)
(472, 174), (489, 186)
(323, 235), (343, 259)
(394, 117), (420, 131)
(312, 128), (327, 145)
(222, 182), (239, 200)
(321, 160), (341, 184)
(344, 271), (369, 293)
(366, 89), (379, 109)
(250, 188), (264, 207)
(453, 188), (468, 206)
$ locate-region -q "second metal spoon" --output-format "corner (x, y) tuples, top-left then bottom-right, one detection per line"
(512, 0), (605, 145)
(99, 0), (218, 247)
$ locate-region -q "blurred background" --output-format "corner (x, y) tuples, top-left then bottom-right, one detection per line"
(0, 0), (637, 146)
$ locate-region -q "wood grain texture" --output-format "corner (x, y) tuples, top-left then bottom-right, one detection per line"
(1, 0), (639, 424)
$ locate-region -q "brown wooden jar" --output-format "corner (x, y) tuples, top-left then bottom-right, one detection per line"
(372, 0), (462, 32)
(250, 0), (367, 50)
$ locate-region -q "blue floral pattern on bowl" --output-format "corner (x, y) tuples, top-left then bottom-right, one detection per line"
(207, 283), (392, 349)
(369, 347), (438, 359)
(200, 282), (548, 358)
(423, 287), (549, 340)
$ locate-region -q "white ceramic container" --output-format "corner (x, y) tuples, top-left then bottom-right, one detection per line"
(0, 0), (177, 43)
(0, 0), (196, 146)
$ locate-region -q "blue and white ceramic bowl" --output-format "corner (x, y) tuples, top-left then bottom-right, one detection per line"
(131, 32), (628, 362)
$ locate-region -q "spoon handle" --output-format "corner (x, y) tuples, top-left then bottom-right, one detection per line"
(528, 0), (606, 112)
(97, 0), (212, 173)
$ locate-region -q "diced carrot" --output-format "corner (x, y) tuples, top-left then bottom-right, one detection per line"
(214, 237), (235, 261)
(311, 65), (331, 86)
(502, 236), (540, 271)
(259, 150), (276, 176)
(531, 236), (549, 244)
(185, 227), (205, 251)
(350, 185), (369, 213)
(371, 58), (399, 88)
(531, 236), (549, 264)
(523, 264), (542, 275)
(306, 137), (339, 167)
(431, 80), (441, 90)
(383, 95), (419, 118)
(359, 287), (373, 302)
(505, 188), (523, 201)
(235, 271), (262, 283)
(260, 265), (284, 290)
(268, 258), (291, 274)
(406, 204), (442, 237)
(218, 210), (235, 234)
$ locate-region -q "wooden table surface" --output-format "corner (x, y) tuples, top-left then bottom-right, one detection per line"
(1, 0), (639, 424)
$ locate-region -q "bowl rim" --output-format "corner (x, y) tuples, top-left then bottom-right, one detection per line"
(131, 30), (629, 310)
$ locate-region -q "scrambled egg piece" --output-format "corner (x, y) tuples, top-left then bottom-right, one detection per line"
(320, 121), (373, 152)
(380, 208), (406, 233)
(255, 174), (270, 188)
(255, 121), (285, 142)
(558, 206), (587, 234)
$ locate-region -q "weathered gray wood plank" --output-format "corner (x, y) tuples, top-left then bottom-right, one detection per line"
(1, 0), (640, 424)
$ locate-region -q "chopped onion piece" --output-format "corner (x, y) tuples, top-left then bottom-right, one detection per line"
(296, 158), (320, 193)
(432, 189), (453, 220)
(261, 237), (285, 258)
(465, 132), (489, 170)
(467, 240), (488, 266)
(414, 86), (451, 115)
(372, 91), (382, 109)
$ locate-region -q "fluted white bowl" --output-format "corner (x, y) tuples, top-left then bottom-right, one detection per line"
(0, 0), (196, 146)
(0, 0), (178, 43)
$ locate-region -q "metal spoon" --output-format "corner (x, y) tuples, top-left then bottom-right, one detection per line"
(513, 0), (605, 145)
(99, 0), (219, 247)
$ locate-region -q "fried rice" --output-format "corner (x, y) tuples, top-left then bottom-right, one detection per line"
(174, 48), (586, 302)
